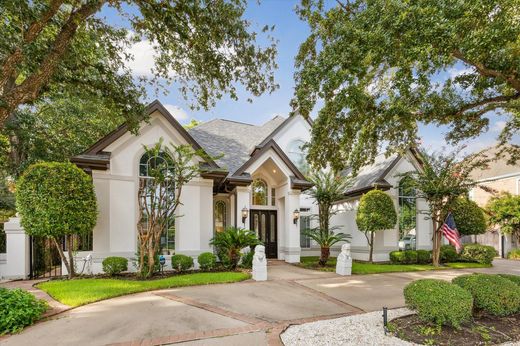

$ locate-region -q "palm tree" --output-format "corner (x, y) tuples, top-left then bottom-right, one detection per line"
(210, 227), (261, 269)
(305, 170), (352, 265)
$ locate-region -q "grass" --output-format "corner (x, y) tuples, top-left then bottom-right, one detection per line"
(298, 256), (492, 275)
(37, 271), (250, 307)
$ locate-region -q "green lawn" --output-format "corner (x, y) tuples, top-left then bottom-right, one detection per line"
(298, 256), (491, 274)
(38, 272), (250, 307)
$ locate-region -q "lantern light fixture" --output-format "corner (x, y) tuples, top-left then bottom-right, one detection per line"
(293, 209), (300, 225)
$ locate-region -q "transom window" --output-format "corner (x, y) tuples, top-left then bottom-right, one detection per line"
(398, 177), (417, 245)
(287, 139), (309, 175)
(252, 179), (268, 205)
(139, 151), (175, 254)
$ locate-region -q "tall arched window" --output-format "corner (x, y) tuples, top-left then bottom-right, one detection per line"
(252, 179), (268, 205)
(139, 151), (175, 254)
(214, 200), (226, 233)
(398, 177), (417, 248)
(287, 139), (309, 174)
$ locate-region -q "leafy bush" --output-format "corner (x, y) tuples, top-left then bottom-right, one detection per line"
(389, 250), (417, 264)
(0, 288), (48, 335)
(404, 279), (473, 328)
(240, 250), (254, 269)
(102, 257), (128, 276)
(508, 248), (520, 260)
(171, 254), (193, 272)
(461, 244), (497, 264)
(498, 274), (520, 286)
(210, 227), (261, 269)
(416, 250), (431, 264)
(440, 245), (459, 263)
(453, 274), (520, 316)
(197, 252), (217, 271)
(450, 197), (487, 236)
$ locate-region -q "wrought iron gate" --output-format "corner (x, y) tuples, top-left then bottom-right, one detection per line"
(30, 236), (62, 279)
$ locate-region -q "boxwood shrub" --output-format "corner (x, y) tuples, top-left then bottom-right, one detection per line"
(404, 279), (473, 328)
(389, 250), (418, 264)
(453, 274), (520, 316)
(0, 288), (48, 335)
(171, 254), (193, 272)
(416, 250), (431, 264)
(102, 256), (128, 276)
(440, 245), (459, 263)
(507, 248), (520, 260)
(197, 252), (217, 271)
(461, 244), (497, 264)
(498, 274), (520, 286)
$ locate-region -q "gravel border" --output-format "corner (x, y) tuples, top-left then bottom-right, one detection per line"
(281, 308), (416, 346)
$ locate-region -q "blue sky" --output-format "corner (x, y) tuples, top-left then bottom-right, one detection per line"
(99, 0), (509, 154)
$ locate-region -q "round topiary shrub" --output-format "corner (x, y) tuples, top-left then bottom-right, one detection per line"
(453, 274), (520, 316)
(461, 244), (497, 264)
(0, 288), (48, 335)
(197, 252), (217, 271)
(508, 248), (520, 260)
(389, 251), (404, 264)
(404, 279), (473, 328)
(498, 274), (520, 286)
(171, 254), (193, 272)
(440, 245), (459, 263)
(416, 250), (431, 264)
(102, 256), (128, 276)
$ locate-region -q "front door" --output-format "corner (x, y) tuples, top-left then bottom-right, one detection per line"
(250, 210), (277, 258)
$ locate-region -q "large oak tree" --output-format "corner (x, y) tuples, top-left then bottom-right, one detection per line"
(293, 0), (520, 172)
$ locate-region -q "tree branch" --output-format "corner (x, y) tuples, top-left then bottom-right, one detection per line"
(451, 93), (520, 117)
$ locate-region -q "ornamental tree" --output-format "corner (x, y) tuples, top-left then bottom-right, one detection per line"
(449, 197), (487, 238)
(293, 0), (520, 172)
(16, 162), (97, 279)
(487, 193), (520, 246)
(356, 190), (397, 263)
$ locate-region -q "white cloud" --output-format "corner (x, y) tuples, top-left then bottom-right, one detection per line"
(492, 120), (507, 133)
(448, 67), (474, 79)
(164, 104), (189, 121)
(124, 38), (157, 77)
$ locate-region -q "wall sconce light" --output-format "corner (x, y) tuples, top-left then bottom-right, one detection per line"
(293, 209), (300, 225)
(241, 206), (249, 225)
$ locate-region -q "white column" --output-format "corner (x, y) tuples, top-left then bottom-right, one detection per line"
(235, 186), (251, 228)
(284, 189), (301, 263)
(3, 217), (30, 279)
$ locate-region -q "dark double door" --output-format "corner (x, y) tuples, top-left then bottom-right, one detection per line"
(250, 210), (277, 258)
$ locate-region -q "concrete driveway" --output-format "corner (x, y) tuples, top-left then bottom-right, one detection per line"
(2, 259), (518, 346)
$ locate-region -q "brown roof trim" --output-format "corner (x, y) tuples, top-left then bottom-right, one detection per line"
(343, 180), (392, 198)
(76, 100), (219, 169)
(226, 174), (253, 186)
(70, 152), (111, 171)
(234, 139), (308, 181)
(290, 176), (314, 191)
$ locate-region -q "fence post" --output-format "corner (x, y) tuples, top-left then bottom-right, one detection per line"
(3, 217), (30, 279)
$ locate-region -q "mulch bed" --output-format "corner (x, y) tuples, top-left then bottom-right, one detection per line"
(390, 313), (520, 345)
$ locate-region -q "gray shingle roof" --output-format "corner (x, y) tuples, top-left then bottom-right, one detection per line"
(188, 116), (285, 174)
(343, 153), (400, 196)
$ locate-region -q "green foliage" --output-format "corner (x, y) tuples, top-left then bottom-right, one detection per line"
(102, 257), (128, 276)
(498, 274), (520, 286)
(404, 279), (473, 328)
(239, 250), (254, 269)
(449, 198), (487, 236)
(171, 254), (194, 272)
(508, 249), (520, 260)
(487, 193), (520, 245)
(16, 162), (97, 238)
(293, 0), (520, 172)
(210, 227), (260, 270)
(0, 288), (48, 335)
(389, 250), (418, 264)
(461, 244), (497, 264)
(197, 252), (217, 271)
(416, 250), (432, 264)
(440, 245), (460, 263)
(453, 274), (520, 316)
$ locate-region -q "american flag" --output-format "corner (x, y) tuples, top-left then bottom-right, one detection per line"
(442, 213), (462, 252)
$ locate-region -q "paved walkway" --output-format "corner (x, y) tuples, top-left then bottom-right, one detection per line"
(1, 259), (518, 346)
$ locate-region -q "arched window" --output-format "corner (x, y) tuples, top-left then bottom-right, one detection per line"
(139, 151), (175, 254)
(398, 177), (417, 248)
(287, 139), (309, 174)
(252, 179), (268, 205)
(214, 200), (226, 233)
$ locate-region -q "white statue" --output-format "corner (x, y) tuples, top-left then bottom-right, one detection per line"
(336, 243), (352, 276)
(252, 245), (267, 281)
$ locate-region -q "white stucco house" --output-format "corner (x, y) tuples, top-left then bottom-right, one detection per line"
(0, 100), (432, 278)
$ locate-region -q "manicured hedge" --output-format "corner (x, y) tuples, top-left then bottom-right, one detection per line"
(440, 245), (459, 263)
(102, 256), (128, 276)
(0, 288), (48, 335)
(171, 254), (193, 272)
(453, 274), (520, 316)
(416, 250), (431, 264)
(404, 279), (473, 328)
(461, 244), (497, 264)
(507, 248), (520, 260)
(197, 252), (217, 271)
(498, 274), (520, 286)
(390, 250), (417, 264)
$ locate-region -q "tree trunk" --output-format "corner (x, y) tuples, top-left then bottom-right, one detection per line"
(66, 235), (75, 278)
(369, 231), (374, 263)
(432, 219), (442, 267)
(319, 247), (330, 266)
(51, 237), (71, 279)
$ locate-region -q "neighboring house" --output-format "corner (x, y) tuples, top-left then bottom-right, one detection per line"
(0, 100), (432, 278)
(468, 147), (520, 257)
